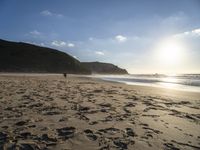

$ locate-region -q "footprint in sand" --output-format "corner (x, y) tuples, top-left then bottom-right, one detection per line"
(125, 128), (136, 137)
(84, 129), (98, 141)
(56, 127), (76, 140)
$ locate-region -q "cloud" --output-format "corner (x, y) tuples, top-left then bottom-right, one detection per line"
(30, 30), (41, 36)
(41, 10), (52, 16)
(95, 51), (105, 55)
(115, 35), (127, 42)
(51, 40), (66, 47)
(173, 28), (200, 38)
(191, 28), (200, 35)
(40, 10), (64, 18)
(51, 41), (75, 48)
(161, 11), (186, 27)
(40, 43), (45, 46)
(28, 30), (43, 38)
(89, 37), (94, 41)
(67, 43), (75, 47)
(73, 55), (78, 59)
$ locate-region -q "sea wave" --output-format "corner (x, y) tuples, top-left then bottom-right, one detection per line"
(91, 74), (200, 92)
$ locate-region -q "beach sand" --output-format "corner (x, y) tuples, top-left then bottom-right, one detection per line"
(0, 74), (200, 150)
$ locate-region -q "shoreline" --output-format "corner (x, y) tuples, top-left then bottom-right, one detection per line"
(1, 73), (200, 103)
(89, 74), (200, 93)
(84, 75), (200, 100)
(0, 74), (200, 149)
(1, 72), (200, 94)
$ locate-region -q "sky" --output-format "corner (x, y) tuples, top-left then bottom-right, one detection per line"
(0, 0), (200, 74)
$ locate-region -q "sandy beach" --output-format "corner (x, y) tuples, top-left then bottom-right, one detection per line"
(0, 74), (200, 150)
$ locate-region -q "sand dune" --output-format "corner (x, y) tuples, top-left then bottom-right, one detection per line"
(0, 74), (200, 150)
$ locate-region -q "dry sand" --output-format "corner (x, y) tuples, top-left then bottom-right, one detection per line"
(0, 74), (200, 150)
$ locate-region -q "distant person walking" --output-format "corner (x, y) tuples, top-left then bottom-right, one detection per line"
(63, 73), (67, 78)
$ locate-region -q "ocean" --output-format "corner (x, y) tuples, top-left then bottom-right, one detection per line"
(91, 74), (200, 92)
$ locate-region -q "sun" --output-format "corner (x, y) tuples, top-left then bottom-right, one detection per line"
(156, 38), (184, 65)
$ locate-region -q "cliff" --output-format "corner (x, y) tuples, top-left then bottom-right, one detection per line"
(82, 62), (128, 74)
(0, 39), (90, 74)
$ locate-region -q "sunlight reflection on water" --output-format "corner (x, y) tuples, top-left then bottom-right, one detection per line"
(92, 74), (200, 92)
(159, 77), (179, 88)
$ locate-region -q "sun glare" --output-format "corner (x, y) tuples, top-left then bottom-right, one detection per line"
(156, 38), (184, 65)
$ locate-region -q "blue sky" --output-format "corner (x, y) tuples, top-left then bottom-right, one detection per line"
(0, 0), (200, 73)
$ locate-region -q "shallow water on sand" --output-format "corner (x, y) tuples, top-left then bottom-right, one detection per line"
(91, 74), (200, 92)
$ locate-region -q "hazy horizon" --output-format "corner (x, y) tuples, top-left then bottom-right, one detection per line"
(1, 0), (200, 74)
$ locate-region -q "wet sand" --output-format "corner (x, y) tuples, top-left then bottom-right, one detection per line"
(0, 74), (200, 150)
